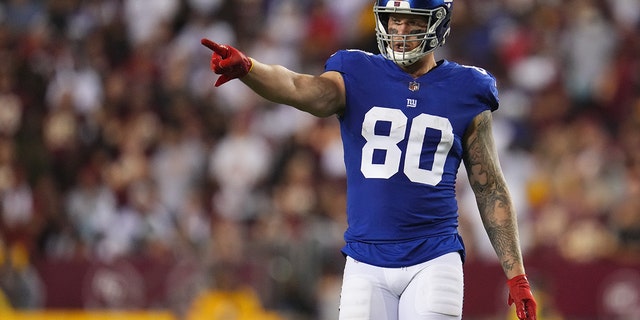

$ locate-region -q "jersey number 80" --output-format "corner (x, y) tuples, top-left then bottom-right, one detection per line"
(360, 107), (454, 186)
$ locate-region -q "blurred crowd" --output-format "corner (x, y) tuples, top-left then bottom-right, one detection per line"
(0, 0), (639, 318)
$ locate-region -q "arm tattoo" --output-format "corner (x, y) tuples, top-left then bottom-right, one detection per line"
(463, 112), (523, 273)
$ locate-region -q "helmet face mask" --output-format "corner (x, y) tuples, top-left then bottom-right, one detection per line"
(374, 0), (452, 66)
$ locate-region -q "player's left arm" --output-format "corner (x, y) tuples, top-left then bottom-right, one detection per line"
(462, 110), (524, 277)
(462, 110), (537, 320)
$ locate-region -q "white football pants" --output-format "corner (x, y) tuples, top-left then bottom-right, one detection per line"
(338, 252), (464, 320)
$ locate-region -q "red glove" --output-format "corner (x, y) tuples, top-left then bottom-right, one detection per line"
(507, 274), (537, 320)
(201, 38), (253, 87)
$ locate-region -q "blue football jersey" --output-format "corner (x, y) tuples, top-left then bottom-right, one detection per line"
(325, 50), (499, 267)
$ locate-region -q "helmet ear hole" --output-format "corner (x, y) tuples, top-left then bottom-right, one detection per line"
(437, 14), (452, 45)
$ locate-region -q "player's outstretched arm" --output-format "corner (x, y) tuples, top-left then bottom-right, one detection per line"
(462, 110), (537, 320)
(201, 38), (345, 117)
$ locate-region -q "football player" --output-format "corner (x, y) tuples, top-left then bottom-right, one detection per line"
(201, 0), (536, 319)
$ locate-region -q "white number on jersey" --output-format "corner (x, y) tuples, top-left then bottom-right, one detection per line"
(360, 107), (454, 186)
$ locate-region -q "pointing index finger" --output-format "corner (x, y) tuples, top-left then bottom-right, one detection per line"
(201, 38), (228, 56)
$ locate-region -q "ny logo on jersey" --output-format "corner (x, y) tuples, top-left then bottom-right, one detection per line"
(406, 98), (417, 108)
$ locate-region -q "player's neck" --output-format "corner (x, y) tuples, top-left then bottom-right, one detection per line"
(402, 54), (437, 78)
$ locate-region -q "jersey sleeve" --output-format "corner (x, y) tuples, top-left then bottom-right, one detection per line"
(472, 67), (499, 112)
(325, 49), (377, 74)
(483, 73), (499, 112)
(325, 50), (347, 73)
